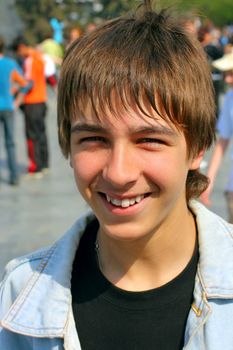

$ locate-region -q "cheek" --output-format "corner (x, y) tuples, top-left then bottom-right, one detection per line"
(71, 152), (104, 185)
(145, 152), (189, 192)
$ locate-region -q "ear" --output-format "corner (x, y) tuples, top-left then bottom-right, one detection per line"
(189, 149), (205, 170)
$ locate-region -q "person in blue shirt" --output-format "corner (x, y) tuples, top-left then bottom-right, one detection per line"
(0, 36), (31, 185)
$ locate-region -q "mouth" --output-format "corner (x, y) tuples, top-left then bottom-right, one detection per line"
(99, 192), (151, 208)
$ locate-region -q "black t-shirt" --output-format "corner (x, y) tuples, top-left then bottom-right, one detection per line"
(71, 219), (198, 350)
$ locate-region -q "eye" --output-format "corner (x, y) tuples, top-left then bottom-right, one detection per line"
(138, 137), (163, 143)
(79, 136), (107, 144)
(136, 137), (168, 150)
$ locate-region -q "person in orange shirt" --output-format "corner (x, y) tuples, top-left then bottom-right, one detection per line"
(12, 36), (49, 177)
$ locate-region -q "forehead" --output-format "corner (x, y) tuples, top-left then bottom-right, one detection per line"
(71, 94), (182, 138)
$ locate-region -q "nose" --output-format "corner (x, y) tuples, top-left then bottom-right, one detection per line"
(102, 144), (139, 188)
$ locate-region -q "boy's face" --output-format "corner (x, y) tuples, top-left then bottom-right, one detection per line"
(70, 98), (202, 242)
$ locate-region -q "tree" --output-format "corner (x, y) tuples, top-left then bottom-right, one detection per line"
(195, 0), (233, 26)
(160, 0), (233, 26)
(15, 0), (65, 44)
(97, 0), (138, 20)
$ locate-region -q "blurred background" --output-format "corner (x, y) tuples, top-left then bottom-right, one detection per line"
(1, 0), (233, 46)
(0, 0), (232, 276)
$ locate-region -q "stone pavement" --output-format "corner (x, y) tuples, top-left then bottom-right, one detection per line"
(0, 92), (87, 277)
(0, 92), (229, 277)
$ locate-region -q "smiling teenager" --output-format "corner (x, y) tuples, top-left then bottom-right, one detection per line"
(1, 1), (233, 350)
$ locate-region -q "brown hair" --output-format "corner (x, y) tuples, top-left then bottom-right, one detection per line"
(57, 0), (216, 200)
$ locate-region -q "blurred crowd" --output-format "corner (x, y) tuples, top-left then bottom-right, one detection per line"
(0, 21), (97, 186)
(1, 15), (233, 193)
(185, 17), (233, 116)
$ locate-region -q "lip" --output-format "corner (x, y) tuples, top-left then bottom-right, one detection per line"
(98, 192), (150, 216)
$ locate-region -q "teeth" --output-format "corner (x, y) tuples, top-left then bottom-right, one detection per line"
(111, 198), (122, 206)
(121, 199), (130, 208)
(129, 198), (136, 205)
(136, 195), (143, 203)
(105, 194), (144, 207)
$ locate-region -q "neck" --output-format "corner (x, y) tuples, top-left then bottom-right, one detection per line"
(97, 205), (197, 291)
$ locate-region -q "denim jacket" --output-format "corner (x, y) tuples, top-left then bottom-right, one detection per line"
(1, 201), (233, 350)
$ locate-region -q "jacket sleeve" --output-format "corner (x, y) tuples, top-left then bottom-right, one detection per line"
(0, 326), (33, 350)
(0, 268), (64, 349)
(0, 258), (34, 319)
(0, 259), (34, 349)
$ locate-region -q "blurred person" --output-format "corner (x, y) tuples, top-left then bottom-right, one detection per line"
(66, 25), (83, 48)
(0, 36), (32, 185)
(42, 52), (58, 93)
(36, 45), (58, 94)
(201, 51), (233, 223)
(1, 1), (233, 350)
(50, 18), (64, 45)
(198, 26), (223, 117)
(86, 22), (97, 33)
(11, 36), (49, 177)
(183, 15), (201, 36)
(224, 43), (233, 54)
(39, 32), (63, 68)
(211, 26), (222, 48)
(219, 27), (230, 48)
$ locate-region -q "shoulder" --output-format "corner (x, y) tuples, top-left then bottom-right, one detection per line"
(0, 211), (96, 319)
(0, 246), (51, 319)
(190, 201), (233, 284)
(190, 200), (233, 234)
(190, 200), (233, 248)
(190, 201), (233, 287)
(0, 56), (16, 68)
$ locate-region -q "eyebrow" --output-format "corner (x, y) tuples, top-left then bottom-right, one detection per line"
(132, 126), (177, 137)
(70, 123), (177, 137)
(71, 123), (106, 134)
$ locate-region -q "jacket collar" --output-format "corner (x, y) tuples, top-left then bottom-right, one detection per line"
(190, 201), (233, 298)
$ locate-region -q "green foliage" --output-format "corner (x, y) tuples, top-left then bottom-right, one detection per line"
(158, 0), (233, 26)
(195, 0), (233, 26)
(98, 0), (139, 19)
(15, 0), (64, 44)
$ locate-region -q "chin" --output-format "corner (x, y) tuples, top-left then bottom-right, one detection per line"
(99, 220), (158, 243)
